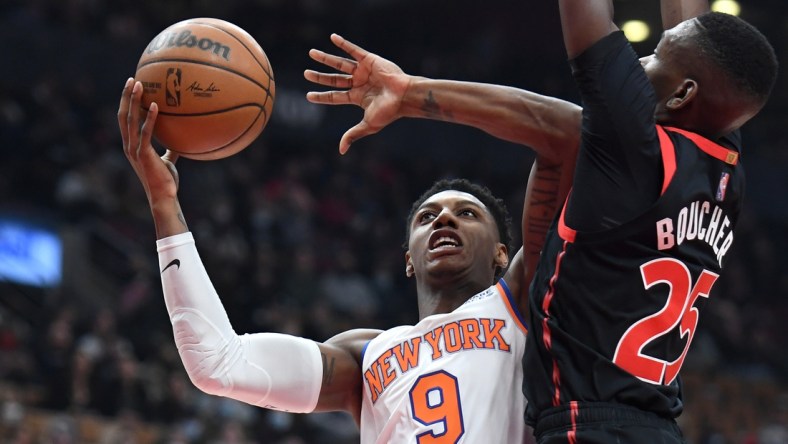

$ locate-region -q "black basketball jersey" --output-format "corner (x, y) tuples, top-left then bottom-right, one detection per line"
(523, 125), (743, 423)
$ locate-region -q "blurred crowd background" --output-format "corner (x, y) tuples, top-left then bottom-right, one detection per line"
(0, 0), (786, 443)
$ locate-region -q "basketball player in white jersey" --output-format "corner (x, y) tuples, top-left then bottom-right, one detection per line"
(118, 31), (579, 439)
(359, 178), (527, 442)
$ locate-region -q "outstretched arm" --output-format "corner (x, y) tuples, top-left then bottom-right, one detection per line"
(661, 0), (709, 30)
(305, 34), (581, 163)
(557, 0), (618, 59)
(305, 34), (580, 315)
(119, 79), (377, 422)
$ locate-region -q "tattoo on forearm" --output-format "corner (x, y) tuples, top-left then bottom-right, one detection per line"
(526, 162), (564, 243)
(321, 353), (336, 386)
(421, 91), (454, 121)
(177, 212), (187, 228)
(422, 91), (441, 119)
(527, 218), (553, 232)
(537, 163), (562, 176)
(529, 192), (557, 207)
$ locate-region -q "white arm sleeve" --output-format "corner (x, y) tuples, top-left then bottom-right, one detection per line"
(156, 232), (322, 413)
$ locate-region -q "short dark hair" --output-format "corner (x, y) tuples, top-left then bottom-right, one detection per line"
(694, 12), (778, 104)
(403, 178), (513, 258)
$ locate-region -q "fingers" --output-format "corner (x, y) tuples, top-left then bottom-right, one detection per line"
(330, 33), (369, 62)
(339, 121), (377, 155)
(308, 49), (358, 74)
(124, 81), (145, 160)
(118, 78), (134, 148)
(139, 101), (159, 157)
(305, 89), (354, 106)
(304, 69), (353, 89)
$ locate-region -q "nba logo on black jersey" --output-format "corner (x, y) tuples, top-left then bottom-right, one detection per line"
(716, 172), (730, 202)
(165, 68), (182, 107)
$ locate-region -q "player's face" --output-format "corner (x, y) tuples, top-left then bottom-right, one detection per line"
(405, 190), (505, 282)
(640, 20), (697, 122)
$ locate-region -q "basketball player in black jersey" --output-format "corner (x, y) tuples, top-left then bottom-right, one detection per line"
(302, 0), (777, 442)
(521, 0), (778, 442)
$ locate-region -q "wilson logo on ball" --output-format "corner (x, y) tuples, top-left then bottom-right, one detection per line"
(135, 18), (275, 160)
(145, 30), (231, 61)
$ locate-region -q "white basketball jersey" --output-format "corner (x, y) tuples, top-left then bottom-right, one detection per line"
(359, 280), (528, 443)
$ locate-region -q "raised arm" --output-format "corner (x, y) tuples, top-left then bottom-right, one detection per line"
(503, 152), (575, 319)
(305, 34), (581, 163)
(118, 79), (379, 423)
(118, 79), (186, 240)
(661, 0), (710, 30)
(305, 34), (581, 315)
(557, 0), (618, 59)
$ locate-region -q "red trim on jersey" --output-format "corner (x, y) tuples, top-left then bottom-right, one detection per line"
(663, 126), (739, 165)
(567, 400), (579, 444)
(542, 241), (570, 407)
(496, 282), (528, 334)
(656, 126), (677, 195)
(559, 126), (736, 242)
(557, 194), (576, 243)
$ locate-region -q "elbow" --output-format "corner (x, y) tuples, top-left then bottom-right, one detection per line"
(557, 106), (582, 159)
(551, 115), (581, 164)
(538, 102), (582, 163)
(175, 344), (233, 396)
(176, 344), (239, 397)
(171, 311), (241, 397)
(186, 369), (227, 396)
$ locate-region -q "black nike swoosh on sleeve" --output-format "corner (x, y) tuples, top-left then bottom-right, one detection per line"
(161, 259), (181, 273)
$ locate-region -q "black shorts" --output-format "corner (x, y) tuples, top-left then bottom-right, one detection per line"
(533, 402), (685, 444)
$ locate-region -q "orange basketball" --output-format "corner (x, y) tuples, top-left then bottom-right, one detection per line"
(135, 18), (275, 160)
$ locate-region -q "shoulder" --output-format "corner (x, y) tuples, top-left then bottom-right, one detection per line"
(570, 31), (630, 71)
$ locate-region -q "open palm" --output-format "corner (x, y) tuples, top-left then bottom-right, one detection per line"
(305, 34), (411, 154)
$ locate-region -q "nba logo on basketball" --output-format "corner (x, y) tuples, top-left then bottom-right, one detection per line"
(716, 172), (730, 202)
(166, 68), (182, 107)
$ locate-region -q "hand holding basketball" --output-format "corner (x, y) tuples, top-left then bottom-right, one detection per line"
(135, 18), (275, 160)
(118, 78), (179, 199)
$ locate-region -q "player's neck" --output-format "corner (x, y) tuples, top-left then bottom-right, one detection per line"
(415, 280), (488, 319)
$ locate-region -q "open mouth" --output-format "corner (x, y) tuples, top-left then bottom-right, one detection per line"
(428, 231), (463, 252)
